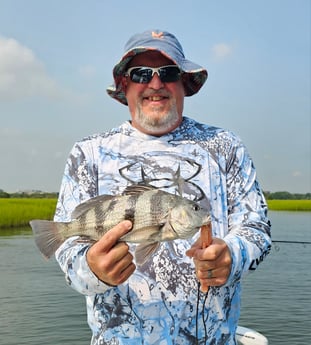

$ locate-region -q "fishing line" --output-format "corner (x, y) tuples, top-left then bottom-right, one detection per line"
(273, 240), (311, 245)
(195, 282), (209, 345)
(272, 240), (311, 251)
(201, 288), (209, 344)
(195, 282), (200, 345)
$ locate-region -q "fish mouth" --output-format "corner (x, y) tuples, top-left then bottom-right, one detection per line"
(169, 221), (202, 240)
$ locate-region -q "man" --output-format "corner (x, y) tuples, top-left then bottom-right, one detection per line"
(55, 29), (271, 344)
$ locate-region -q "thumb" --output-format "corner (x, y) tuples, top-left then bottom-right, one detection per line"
(200, 223), (212, 249)
(96, 220), (132, 253)
(186, 223), (212, 258)
(185, 238), (200, 258)
(199, 223), (212, 293)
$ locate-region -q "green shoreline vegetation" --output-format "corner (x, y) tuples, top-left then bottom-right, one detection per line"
(0, 197), (310, 229)
(0, 198), (57, 228)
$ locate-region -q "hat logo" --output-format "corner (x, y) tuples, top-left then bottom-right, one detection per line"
(151, 31), (164, 39)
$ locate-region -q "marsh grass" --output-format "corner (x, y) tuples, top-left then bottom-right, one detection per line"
(0, 198), (57, 228)
(267, 199), (311, 211)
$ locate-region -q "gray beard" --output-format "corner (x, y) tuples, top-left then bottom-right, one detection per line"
(134, 103), (180, 135)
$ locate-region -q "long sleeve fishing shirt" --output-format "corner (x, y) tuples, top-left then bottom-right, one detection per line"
(54, 116), (271, 345)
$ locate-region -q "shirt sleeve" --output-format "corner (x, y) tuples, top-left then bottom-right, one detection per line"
(54, 142), (111, 295)
(223, 137), (271, 285)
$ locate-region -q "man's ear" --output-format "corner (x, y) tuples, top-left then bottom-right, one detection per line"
(121, 77), (128, 92)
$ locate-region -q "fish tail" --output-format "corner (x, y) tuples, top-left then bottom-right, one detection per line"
(29, 220), (66, 259)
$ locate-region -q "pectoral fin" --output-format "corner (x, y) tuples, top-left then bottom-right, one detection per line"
(135, 242), (160, 266)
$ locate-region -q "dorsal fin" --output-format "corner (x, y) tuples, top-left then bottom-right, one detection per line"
(122, 184), (157, 196)
(71, 194), (114, 219)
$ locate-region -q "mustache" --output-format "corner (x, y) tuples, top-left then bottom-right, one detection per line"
(141, 90), (171, 98)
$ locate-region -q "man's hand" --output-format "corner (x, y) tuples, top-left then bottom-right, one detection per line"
(186, 225), (232, 292)
(86, 220), (136, 286)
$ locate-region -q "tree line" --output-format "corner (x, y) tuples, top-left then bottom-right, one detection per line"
(0, 190), (58, 198)
(264, 191), (310, 200)
(0, 189), (310, 200)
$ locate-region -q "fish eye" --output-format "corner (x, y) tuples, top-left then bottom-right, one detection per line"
(192, 204), (201, 212)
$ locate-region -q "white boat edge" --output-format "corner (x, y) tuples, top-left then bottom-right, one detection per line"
(236, 326), (268, 345)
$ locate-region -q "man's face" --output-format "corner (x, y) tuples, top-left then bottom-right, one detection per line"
(123, 51), (185, 136)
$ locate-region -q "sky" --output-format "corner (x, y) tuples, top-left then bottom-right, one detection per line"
(0, 0), (310, 194)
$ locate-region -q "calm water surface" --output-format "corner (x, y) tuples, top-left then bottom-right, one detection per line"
(0, 211), (310, 345)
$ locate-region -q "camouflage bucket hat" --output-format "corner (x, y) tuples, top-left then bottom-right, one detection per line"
(106, 29), (208, 105)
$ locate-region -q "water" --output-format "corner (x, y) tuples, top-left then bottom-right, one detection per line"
(239, 211), (311, 344)
(0, 211), (310, 345)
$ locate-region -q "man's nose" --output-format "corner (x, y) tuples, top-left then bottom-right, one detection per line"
(148, 73), (164, 89)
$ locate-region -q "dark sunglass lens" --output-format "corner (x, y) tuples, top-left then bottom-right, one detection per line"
(159, 66), (181, 82)
(130, 68), (152, 83)
(128, 66), (181, 83)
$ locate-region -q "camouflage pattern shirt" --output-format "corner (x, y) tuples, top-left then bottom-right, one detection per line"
(55, 116), (271, 345)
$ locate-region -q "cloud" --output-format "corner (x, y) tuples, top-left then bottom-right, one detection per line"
(292, 170), (302, 177)
(0, 126), (68, 191)
(211, 43), (233, 60)
(0, 36), (80, 101)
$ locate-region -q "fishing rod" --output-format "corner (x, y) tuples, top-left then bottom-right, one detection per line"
(272, 240), (311, 245)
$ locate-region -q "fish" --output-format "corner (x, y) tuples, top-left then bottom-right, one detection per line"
(30, 184), (210, 265)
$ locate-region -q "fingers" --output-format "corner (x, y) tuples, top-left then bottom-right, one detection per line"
(86, 221), (136, 286)
(100, 245), (136, 285)
(191, 238), (228, 261)
(96, 220), (133, 253)
(196, 257), (231, 292)
(187, 238), (232, 291)
(196, 265), (231, 291)
(185, 244), (199, 258)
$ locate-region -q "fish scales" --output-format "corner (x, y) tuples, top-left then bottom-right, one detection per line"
(123, 194), (137, 223)
(64, 199), (106, 239)
(95, 197), (120, 233)
(94, 201), (105, 225)
(87, 208), (98, 235)
(123, 192), (154, 230)
(87, 194), (142, 236)
(134, 190), (165, 227)
(89, 196), (126, 236)
(78, 203), (97, 237)
(149, 189), (165, 220)
(136, 191), (154, 225)
(92, 204), (105, 236)
(77, 210), (88, 231)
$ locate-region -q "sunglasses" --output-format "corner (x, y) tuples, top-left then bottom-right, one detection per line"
(125, 65), (182, 84)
